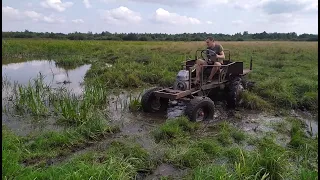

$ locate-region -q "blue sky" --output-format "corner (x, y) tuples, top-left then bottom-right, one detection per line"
(2, 0), (318, 34)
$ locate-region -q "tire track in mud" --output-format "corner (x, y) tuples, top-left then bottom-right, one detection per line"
(41, 92), (166, 167)
(27, 91), (318, 180)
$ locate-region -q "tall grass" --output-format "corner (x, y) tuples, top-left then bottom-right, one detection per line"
(2, 40), (318, 179)
(13, 74), (50, 116)
(4, 74), (111, 126)
(3, 39), (318, 112)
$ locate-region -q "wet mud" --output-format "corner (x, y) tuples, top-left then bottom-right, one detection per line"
(2, 60), (318, 179)
(2, 60), (91, 136)
(144, 163), (188, 180)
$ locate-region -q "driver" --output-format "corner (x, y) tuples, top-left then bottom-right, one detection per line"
(195, 36), (225, 83)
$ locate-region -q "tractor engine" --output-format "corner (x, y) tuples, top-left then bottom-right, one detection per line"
(173, 70), (190, 91)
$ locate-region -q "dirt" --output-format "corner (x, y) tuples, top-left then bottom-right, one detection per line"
(2, 114), (63, 137)
(3, 60), (318, 178)
(290, 110), (318, 136)
(144, 163), (188, 180)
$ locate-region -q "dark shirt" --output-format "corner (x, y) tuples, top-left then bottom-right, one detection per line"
(206, 44), (224, 63)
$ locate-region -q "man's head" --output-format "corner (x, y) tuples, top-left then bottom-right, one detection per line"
(206, 36), (215, 47)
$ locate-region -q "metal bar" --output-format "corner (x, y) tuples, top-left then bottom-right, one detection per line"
(189, 67), (191, 90)
(202, 62), (235, 67)
(201, 66), (203, 86)
(181, 63), (234, 68)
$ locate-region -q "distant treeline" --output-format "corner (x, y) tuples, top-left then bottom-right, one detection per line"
(2, 30), (318, 41)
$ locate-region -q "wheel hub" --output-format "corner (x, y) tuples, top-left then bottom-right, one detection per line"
(151, 98), (161, 110)
(196, 108), (205, 121)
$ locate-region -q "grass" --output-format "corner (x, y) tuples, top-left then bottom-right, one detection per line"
(2, 40), (318, 179)
(3, 40), (318, 112)
(13, 74), (50, 116)
(153, 117), (199, 143)
(153, 117), (317, 179)
(3, 127), (144, 179)
(5, 73), (110, 126)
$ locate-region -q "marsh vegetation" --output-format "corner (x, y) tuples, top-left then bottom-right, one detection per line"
(2, 39), (318, 179)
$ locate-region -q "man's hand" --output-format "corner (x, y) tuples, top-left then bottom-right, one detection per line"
(216, 51), (225, 59)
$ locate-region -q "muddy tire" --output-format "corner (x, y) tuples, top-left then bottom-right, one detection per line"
(185, 97), (215, 122)
(241, 78), (255, 90)
(141, 87), (168, 113)
(227, 77), (244, 108)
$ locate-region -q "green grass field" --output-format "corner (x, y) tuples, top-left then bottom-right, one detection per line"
(2, 39), (318, 179)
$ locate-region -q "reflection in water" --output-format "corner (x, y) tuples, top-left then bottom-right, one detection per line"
(2, 60), (91, 136)
(2, 60), (91, 95)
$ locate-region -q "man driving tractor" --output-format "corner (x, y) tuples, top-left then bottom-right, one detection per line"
(195, 36), (225, 84)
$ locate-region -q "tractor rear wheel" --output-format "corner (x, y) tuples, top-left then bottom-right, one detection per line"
(227, 77), (244, 108)
(141, 87), (168, 113)
(185, 97), (215, 122)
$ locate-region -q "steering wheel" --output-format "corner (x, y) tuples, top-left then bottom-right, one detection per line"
(201, 49), (217, 62)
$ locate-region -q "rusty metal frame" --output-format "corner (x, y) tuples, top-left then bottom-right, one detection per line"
(152, 50), (253, 100)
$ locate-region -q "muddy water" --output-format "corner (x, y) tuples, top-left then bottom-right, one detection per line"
(106, 90), (167, 149)
(2, 60), (318, 179)
(2, 60), (91, 136)
(2, 114), (63, 137)
(2, 60), (91, 95)
(232, 109), (318, 146)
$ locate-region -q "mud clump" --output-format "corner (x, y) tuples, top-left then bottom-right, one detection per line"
(144, 163), (187, 180)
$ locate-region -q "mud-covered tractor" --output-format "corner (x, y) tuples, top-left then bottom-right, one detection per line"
(141, 49), (253, 122)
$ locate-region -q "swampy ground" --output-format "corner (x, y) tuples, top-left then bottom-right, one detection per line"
(2, 39), (318, 180)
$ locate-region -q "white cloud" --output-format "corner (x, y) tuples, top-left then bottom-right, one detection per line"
(27, 3), (33, 7)
(231, 0), (318, 13)
(101, 6), (142, 25)
(303, 1), (318, 12)
(258, 13), (300, 25)
(230, 0), (263, 10)
(2, 6), (22, 20)
(43, 15), (65, 23)
(2, 6), (65, 24)
(24, 11), (42, 21)
(100, 0), (121, 3)
(40, 0), (73, 12)
(101, 0), (228, 7)
(72, 19), (85, 24)
(232, 20), (243, 25)
(83, 0), (92, 8)
(4, 63), (25, 70)
(153, 8), (201, 25)
(206, 21), (213, 24)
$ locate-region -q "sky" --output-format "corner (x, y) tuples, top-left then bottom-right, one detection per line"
(2, 0), (318, 34)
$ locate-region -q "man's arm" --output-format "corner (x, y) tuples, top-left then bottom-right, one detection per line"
(217, 50), (225, 59)
(216, 45), (225, 59)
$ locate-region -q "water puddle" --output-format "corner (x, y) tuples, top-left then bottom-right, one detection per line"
(106, 90), (166, 129)
(233, 109), (318, 147)
(2, 60), (318, 169)
(290, 110), (318, 136)
(144, 163), (188, 180)
(2, 60), (91, 136)
(2, 114), (63, 137)
(2, 60), (91, 95)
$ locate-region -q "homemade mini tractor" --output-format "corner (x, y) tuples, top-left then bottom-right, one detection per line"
(141, 49), (253, 122)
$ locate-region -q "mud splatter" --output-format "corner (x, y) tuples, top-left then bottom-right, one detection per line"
(144, 163), (188, 180)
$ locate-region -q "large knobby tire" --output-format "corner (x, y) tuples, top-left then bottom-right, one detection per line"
(141, 87), (169, 113)
(227, 77), (244, 109)
(185, 97), (215, 122)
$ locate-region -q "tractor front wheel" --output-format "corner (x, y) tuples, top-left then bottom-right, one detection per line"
(141, 87), (168, 113)
(185, 97), (215, 122)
